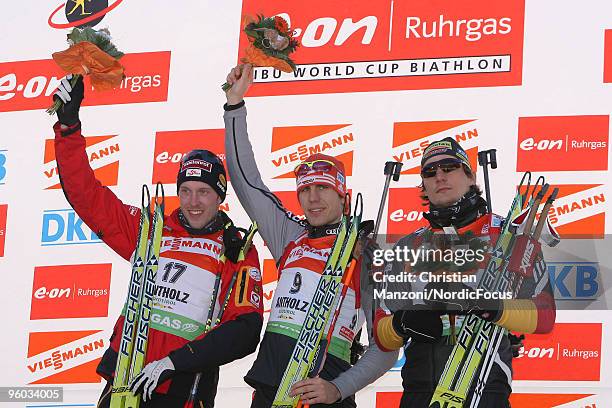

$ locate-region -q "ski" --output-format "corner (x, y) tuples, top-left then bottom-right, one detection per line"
(273, 207), (361, 408)
(429, 181), (526, 408)
(110, 184), (165, 408)
(184, 222), (258, 408)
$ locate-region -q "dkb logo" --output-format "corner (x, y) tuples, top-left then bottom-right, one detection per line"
(548, 262), (601, 300)
(41, 209), (101, 246)
(0, 149), (6, 184)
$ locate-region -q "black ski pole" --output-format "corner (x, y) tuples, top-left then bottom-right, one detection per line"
(371, 161), (402, 335)
(477, 149), (497, 213)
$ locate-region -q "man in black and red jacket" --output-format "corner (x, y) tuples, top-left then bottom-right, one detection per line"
(373, 137), (556, 408)
(52, 75), (264, 407)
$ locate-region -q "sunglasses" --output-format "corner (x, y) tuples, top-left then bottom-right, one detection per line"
(294, 159), (337, 176)
(421, 158), (464, 178)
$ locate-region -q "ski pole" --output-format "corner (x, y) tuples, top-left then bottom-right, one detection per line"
(371, 161), (402, 335)
(373, 162), (403, 239)
(477, 149), (497, 213)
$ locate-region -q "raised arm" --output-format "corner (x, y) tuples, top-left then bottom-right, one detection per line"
(224, 65), (304, 261)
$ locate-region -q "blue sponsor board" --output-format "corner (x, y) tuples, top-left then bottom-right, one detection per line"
(0, 149), (6, 184)
(41, 209), (101, 246)
(548, 262), (601, 300)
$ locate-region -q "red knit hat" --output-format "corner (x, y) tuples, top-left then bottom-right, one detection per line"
(295, 153), (346, 197)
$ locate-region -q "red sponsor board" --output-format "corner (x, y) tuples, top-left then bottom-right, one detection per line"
(152, 129), (227, 184)
(30, 264), (111, 320)
(386, 188), (428, 242)
(376, 392), (596, 408)
(510, 394), (595, 408)
(520, 184), (606, 239)
(44, 135), (119, 189)
(240, 0), (525, 96)
(271, 124), (355, 179)
(0, 51), (170, 113)
(392, 120), (479, 174)
(513, 323), (602, 381)
(0, 204), (6, 257)
(517, 116), (609, 172)
(604, 30), (612, 83)
(27, 330), (106, 384)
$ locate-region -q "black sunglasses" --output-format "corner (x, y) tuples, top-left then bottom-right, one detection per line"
(421, 158), (464, 178)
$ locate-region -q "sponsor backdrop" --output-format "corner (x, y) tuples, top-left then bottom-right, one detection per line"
(0, 0), (611, 406)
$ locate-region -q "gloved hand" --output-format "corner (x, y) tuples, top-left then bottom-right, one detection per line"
(391, 306), (443, 343)
(424, 281), (502, 322)
(129, 356), (175, 402)
(53, 74), (84, 126)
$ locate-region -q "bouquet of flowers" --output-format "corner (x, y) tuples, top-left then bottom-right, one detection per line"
(46, 27), (124, 114)
(222, 15), (299, 91)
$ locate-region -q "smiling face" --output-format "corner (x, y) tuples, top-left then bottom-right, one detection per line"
(178, 180), (221, 229)
(422, 154), (475, 207)
(298, 184), (345, 226)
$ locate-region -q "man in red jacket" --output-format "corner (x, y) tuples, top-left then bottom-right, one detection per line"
(52, 75), (263, 407)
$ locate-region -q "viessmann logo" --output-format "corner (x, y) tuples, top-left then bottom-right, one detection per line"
(517, 115), (609, 172)
(152, 129), (227, 185)
(386, 188), (428, 242)
(27, 330), (107, 384)
(30, 264), (111, 320)
(44, 135), (120, 189)
(0, 52), (170, 113)
(270, 124), (355, 178)
(392, 120), (479, 174)
(541, 184), (606, 239)
(240, 0), (525, 96)
(513, 323), (602, 381)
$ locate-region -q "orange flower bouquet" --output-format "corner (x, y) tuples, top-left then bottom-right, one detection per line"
(222, 15), (299, 91)
(46, 27), (124, 114)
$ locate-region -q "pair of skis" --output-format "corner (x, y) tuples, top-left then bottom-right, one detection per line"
(111, 184), (165, 408)
(428, 172), (560, 408)
(272, 195), (363, 408)
(183, 221), (258, 408)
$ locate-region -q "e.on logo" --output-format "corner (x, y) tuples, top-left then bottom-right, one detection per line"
(43, 135), (119, 189)
(30, 264), (111, 320)
(240, 0), (525, 96)
(392, 120), (479, 174)
(152, 129), (226, 185)
(517, 115), (609, 172)
(27, 330), (106, 384)
(386, 188), (428, 243)
(513, 323), (602, 381)
(0, 52), (170, 113)
(270, 124), (355, 179)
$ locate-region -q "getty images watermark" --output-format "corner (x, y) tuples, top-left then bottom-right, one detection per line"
(370, 246), (513, 301)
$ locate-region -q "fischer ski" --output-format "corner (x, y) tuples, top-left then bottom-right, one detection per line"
(273, 202), (362, 408)
(110, 183), (165, 408)
(184, 222), (258, 408)
(429, 175), (559, 408)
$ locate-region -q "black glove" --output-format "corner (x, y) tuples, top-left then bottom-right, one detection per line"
(509, 333), (525, 358)
(424, 281), (502, 322)
(391, 306), (443, 343)
(53, 74), (84, 126)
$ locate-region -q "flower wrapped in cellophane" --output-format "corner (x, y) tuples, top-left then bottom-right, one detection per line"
(46, 27), (124, 114)
(222, 15), (299, 91)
